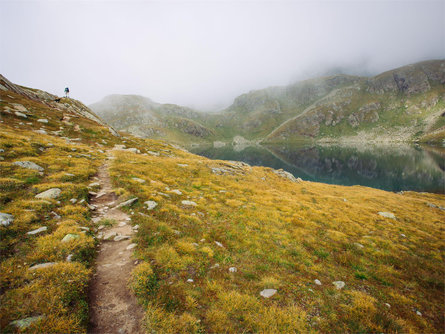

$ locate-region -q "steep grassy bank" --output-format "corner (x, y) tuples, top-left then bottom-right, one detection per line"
(0, 87), (120, 332)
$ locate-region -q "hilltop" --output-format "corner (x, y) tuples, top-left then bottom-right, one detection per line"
(0, 76), (444, 333)
(90, 59), (445, 145)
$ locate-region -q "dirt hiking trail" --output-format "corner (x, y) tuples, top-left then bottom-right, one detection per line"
(88, 155), (145, 334)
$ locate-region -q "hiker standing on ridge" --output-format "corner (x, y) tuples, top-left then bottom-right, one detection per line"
(64, 87), (69, 98)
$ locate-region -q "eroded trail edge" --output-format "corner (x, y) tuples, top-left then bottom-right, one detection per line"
(88, 156), (144, 334)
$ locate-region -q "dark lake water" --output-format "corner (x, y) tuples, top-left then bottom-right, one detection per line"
(190, 143), (445, 194)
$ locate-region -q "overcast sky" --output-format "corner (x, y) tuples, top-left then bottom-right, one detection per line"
(1, 0), (444, 110)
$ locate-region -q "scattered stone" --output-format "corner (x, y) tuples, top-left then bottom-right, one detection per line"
(11, 103), (28, 112)
(70, 198), (77, 204)
(229, 267), (237, 273)
(314, 279), (322, 285)
(400, 233), (406, 238)
(132, 177), (145, 183)
(215, 241), (224, 248)
(103, 231), (118, 241)
(147, 151), (160, 156)
(333, 281), (345, 290)
(29, 262), (56, 270)
(126, 243), (137, 250)
(177, 163), (188, 167)
(187, 279), (194, 283)
(144, 200), (158, 210)
(416, 310), (422, 316)
(171, 189), (182, 195)
(13, 161), (44, 171)
(61, 233), (79, 243)
(260, 289), (277, 298)
(50, 211), (61, 219)
(378, 212), (396, 219)
(27, 226), (47, 235)
(115, 197), (138, 209)
(15, 111), (27, 118)
(273, 169), (302, 183)
(182, 200), (197, 207)
(354, 243), (364, 249)
(158, 192), (170, 198)
(89, 182), (100, 187)
(114, 235), (130, 241)
(98, 225), (105, 230)
(211, 263), (220, 269)
(79, 226), (89, 231)
(385, 303), (391, 308)
(37, 118), (49, 123)
(35, 188), (61, 199)
(118, 222), (127, 227)
(0, 212), (14, 227)
(35, 129), (47, 135)
(9, 315), (45, 330)
(132, 224), (139, 230)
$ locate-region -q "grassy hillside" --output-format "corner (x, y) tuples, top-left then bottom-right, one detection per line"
(90, 60), (445, 144)
(110, 146), (444, 333)
(1, 77), (444, 333)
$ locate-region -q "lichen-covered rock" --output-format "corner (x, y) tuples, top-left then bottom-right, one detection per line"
(115, 197), (138, 208)
(333, 281), (345, 289)
(0, 212), (14, 227)
(260, 289), (277, 298)
(181, 200), (197, 207)
(29, 262), (56, 270)
(144, 200), (158, 210)
(27, 226), (48, 235)
(61, 233), (80, 243)
(273, 169), (302, 183)
(9, 315), (45, 330)
(35, 188), (61, 199)
(13, 161), (44, 171)
(378, 211), (396, 219)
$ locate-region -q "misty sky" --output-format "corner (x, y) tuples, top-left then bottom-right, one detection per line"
(1, 1), (444, 111)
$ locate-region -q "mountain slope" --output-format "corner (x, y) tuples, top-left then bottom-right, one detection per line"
(90, 60), (445, 144)
(90, 94), (214, 143)
(0, 76), (444, 333)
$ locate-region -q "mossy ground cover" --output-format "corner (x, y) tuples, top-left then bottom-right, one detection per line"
(109, 142), (444, 333)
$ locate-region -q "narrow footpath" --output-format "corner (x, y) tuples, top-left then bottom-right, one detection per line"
(88, 156), (145, 334)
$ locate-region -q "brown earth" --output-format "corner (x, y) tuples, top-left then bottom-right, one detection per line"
(88, 156), (145, 334)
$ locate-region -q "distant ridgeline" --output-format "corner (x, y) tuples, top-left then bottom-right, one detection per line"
(90, 59), (445, 145)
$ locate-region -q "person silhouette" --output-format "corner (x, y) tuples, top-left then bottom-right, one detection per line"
(64, 87), (70, 98)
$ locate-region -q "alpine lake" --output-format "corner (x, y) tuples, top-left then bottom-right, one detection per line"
(190, 142), (445, 194)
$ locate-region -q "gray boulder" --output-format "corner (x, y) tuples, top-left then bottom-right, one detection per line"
(0, 212), (14, 227)
(13, 161), (44, 171)
(35, 188), (61, 199)
(260, 289), (277, 298)
(115, 197), (138, 208)
(9, 315), (45, 330)
(27, 226), (48, 235)
(144, 200), (158, 210)
(29, 262), (56, 270)
(61, 233), (80, 243)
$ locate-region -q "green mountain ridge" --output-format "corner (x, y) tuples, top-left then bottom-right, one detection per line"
(90, 59), (445, 145)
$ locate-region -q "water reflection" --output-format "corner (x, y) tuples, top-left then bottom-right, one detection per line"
(190, 143), (445, 193)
